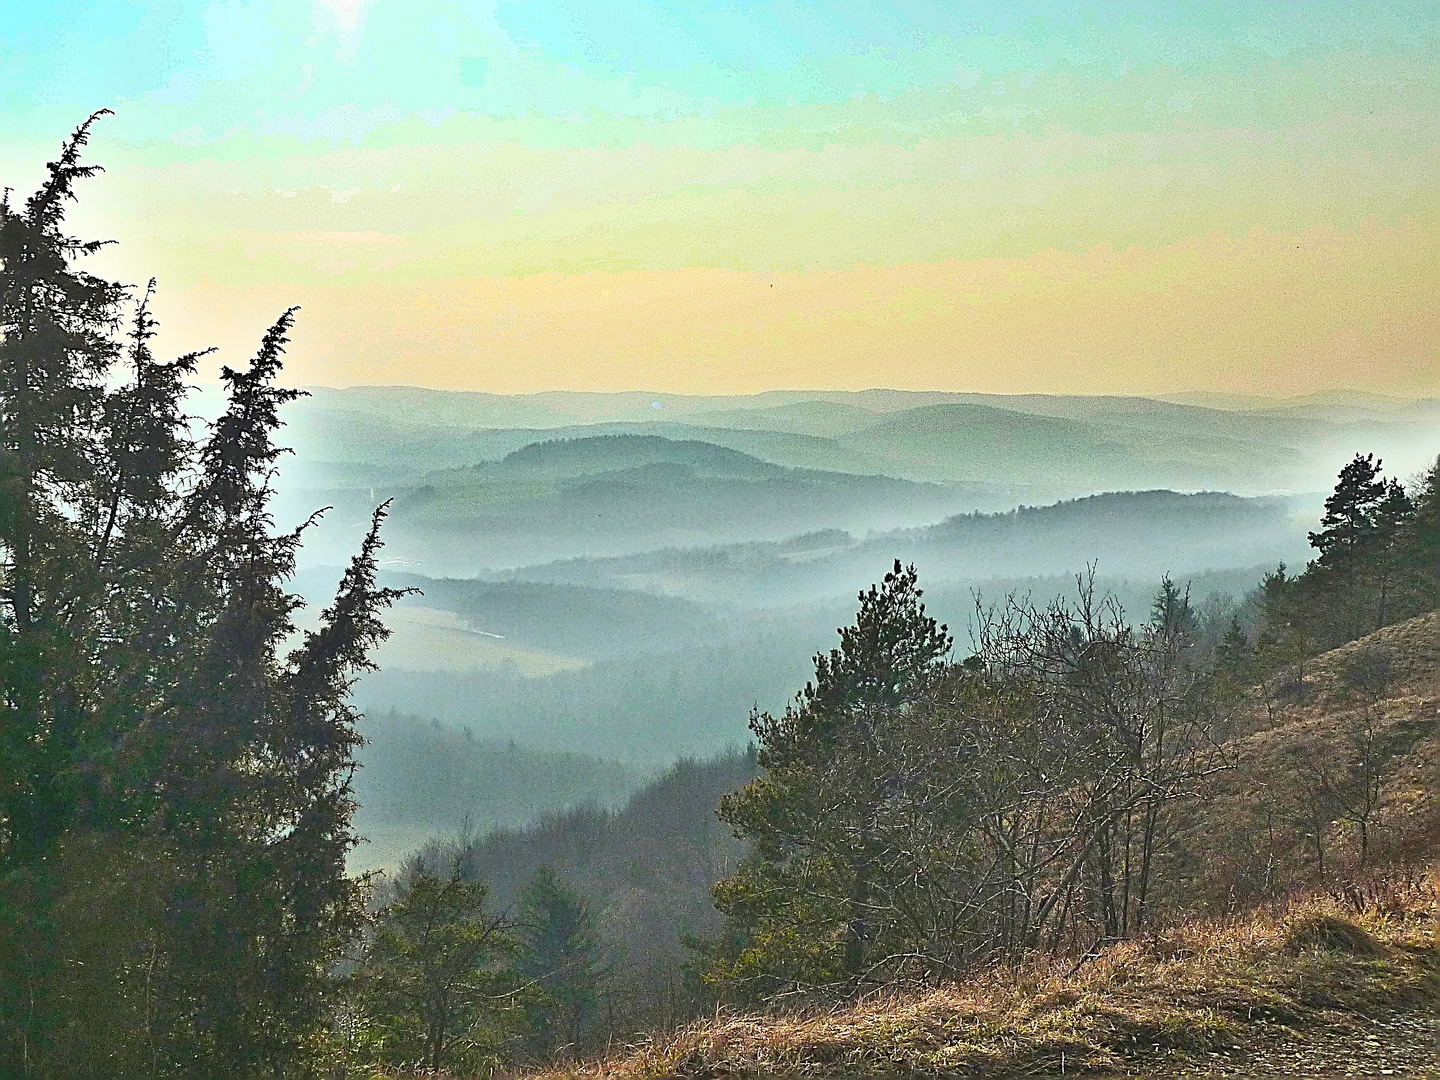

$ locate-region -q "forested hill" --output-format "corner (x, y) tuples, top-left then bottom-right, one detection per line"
(418, 611), (1440, 1071)
(479, 434), (782, 480)
(421, 750), (760, 1033)
(284, 384), (1440, 500)
(504, 488), (1308, 606)
(348, 434), (991, 572)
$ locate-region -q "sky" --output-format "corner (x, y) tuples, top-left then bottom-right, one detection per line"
(1, 1), (1436, 396)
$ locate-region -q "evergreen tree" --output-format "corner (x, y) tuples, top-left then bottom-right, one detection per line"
(1308, 453), (1389, 565)
(0, 110), (125, 872)
(0, 114), (403, 1077)
(1407, 455), (1440, 598)
(516, 866), (609, 1059)
(1212, 615), (1256, 699)
(1367, 477), (1415, 628)
(354, 859), (516, 1074)
(1149, 574), (1197, 642)
(712, 562), (950, 992)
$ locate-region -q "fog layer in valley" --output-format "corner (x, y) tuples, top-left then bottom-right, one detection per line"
(272, 387), (1438, 870)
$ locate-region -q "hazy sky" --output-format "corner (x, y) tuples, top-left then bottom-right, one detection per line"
(2, 1), (1436, 395)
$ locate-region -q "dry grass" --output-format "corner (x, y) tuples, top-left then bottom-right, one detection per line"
(531, 882), (1438, 1079)
(1171, 611), (1440, 911)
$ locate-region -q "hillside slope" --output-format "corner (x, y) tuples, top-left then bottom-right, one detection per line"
(1178, 611), (1440, 913)
(377, 435), (992, 571)
(509, 490), (1308, 606)
(423, 751), (760, 1033)
(541, 892), (1438, 1078)
(518, 615), (1440, 1079)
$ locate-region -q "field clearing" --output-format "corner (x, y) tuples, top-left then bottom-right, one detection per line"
(373, 605), (591, 676)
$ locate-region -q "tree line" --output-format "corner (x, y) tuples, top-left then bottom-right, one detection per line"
(0, 112), (642, 1080)
(1250, 451), (1439, 692)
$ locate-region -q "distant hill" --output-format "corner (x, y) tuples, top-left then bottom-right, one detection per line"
(379, 574), (724, 661)
(475, 434), (782, 483)
(504, 489), (1311, 606)
(838, 403), (1140, 485)
(276, 389), (1440, 536)
(354, 632), (808, 762)
(374, 435), (990, 573)
(685, 400), (879, 437)
(352, 711), (647, 872)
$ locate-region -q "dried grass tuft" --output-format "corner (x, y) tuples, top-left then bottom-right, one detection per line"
(1281, 912), (1384, 957)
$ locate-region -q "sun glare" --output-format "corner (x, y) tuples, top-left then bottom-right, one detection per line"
(314, 0), (365, 35)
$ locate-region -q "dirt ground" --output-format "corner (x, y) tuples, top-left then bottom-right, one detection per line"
(1105, 1004), (1440, 1078)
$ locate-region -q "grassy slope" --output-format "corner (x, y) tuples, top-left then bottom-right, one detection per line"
(1188, 611), (1440, 909)
(531, 614), (1440, 1079)
(538, 893), (1438, 1078)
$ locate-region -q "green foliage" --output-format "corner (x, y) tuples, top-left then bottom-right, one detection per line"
(705, 565), (1229, 1001)
(417, 749), (757, 1042)
(1150, 574), (1198, 640)
(0, 116), (401, 1077)
(1308, 453), (1392, 564)
(713, 561), (950, 992)
(515, 866), (611, 1059)
(1255, 452), (1439, 682)
(347, 860), (518, 1074)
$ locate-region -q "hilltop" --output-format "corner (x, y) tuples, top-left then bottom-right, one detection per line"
(284, 386), (1440, 499)
(291, 434), (993, 573)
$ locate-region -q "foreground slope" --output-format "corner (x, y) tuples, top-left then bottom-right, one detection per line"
(546, 895), (1437, 1078)
(527, 614), (1440, 1079)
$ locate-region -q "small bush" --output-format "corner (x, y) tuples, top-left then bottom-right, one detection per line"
(1340, 644), (1401, 698)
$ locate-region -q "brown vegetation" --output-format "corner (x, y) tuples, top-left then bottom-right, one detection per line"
(1180, 612), (1440, 914)
(524, 879), (1438, 1079)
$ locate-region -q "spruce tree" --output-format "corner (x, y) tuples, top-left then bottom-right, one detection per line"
(1149, 574), (1197, 641)
(516, 867), (609, 1059)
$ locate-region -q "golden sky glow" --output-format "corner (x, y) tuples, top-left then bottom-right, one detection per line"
(136, 215), (1436, 396)
(4, 2), (1437, 396)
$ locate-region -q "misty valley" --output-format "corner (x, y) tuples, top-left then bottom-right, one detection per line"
(270, 388), (1440, 862)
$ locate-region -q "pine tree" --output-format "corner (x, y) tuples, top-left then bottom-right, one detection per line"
(1, 115), (404, 1077)
(1212, 616), (1255, 698)
(712, 562), (950, 992)
(1308, 453), (1389, 565)
(1367, 477), (1415, 629)
(0, 110), (125, 871)
(1407, 455), (1440, 599)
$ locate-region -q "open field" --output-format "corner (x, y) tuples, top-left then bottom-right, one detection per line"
(372, 605), (591, 677)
